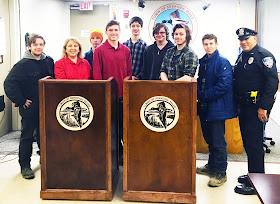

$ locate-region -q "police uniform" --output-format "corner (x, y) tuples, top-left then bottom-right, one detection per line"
(233, 28), (278, 194)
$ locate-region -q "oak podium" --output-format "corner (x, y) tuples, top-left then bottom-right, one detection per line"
(39, 77), (119, 201)
(123, 78), (197, 203)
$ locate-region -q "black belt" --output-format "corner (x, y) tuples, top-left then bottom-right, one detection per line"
(235, 91), (260, 105)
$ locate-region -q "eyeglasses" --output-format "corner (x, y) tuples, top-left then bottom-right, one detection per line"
(155, 32), (166, 35)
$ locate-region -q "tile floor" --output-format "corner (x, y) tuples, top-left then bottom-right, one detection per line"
(2, 155), (279, 204)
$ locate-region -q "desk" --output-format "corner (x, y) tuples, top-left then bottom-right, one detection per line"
(248, 173), (280, 204)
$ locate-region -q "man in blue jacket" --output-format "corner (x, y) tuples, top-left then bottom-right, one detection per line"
(196, 34), (237, 187)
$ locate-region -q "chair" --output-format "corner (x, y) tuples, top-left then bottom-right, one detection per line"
(263, 137), (275, 153)
(263, 122), (275, 153)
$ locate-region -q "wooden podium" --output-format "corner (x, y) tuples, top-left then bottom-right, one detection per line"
(123, 79), (197, 204)
(39, 77), (119, 201)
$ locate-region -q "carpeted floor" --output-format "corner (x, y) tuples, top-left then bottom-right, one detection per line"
(0, 119), (279, 163)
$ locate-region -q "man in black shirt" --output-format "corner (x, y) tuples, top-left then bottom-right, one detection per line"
(4, 34), (54, 179)
(233, 28), (278, 195)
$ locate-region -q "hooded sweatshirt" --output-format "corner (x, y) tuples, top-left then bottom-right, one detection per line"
(4, 50), (54, 117)
(141, 40), (174, 80)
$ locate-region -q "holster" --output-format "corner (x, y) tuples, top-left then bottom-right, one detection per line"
(235, 91), (260, 105)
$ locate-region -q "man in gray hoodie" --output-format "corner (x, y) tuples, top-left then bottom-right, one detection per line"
(4, 34), (54, 179)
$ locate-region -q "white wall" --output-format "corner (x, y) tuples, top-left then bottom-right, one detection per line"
(258, 0), (280, 124)
(19, 0), (70, 61)
(0, 0), (12, 135)
(258, 0), (280, 69)
(4, 0), (71, 131)
(110, 0), (255, 64)
(6, 0), (278, 130)
(70, 5), (109, 56)
(16, 0), (256, 64)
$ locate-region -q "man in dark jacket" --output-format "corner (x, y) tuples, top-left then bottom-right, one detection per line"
(141, 23), (174, 80)
(233, 28), (278, 195)
(196, 34), (237, 187)
(4, 34), (54, 179)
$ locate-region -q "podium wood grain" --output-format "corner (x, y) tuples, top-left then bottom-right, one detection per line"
(196, 117), (243, 154)
(39, 77), (119, 200)
(123, 79), (197, 203)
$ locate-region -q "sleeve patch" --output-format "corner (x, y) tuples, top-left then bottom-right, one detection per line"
(262, 57), (273, 68)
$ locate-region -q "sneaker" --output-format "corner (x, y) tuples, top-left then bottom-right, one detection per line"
(196, 164), (214, 176)
(21, 167), (35, 179)
(208, 173), (227, 187)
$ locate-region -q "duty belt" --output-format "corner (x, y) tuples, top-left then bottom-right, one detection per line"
(235, 91), (260, 105)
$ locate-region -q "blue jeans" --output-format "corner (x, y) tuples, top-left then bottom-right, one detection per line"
(199, 118), (227, 173)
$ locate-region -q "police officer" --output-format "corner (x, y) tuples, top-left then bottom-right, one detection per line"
(233, 28), (278, 195)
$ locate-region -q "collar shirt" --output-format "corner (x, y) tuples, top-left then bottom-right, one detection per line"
(123, 38), (147, 78)
(160, 45), (198, 80)
(93, 40), (132, 98)
(54, 57), (92, 79)
(234, 44), (278, 110)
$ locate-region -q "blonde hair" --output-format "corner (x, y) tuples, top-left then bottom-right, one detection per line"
(62, 37), (83, 58)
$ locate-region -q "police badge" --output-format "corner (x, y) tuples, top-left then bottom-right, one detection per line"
(238, 28), (244, 36)
(262, 57), (273, 68)
(248, 57), (254, 64)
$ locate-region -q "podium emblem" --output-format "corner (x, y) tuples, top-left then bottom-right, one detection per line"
(56, 96), (94, 131)
(140, 96), (179, 132)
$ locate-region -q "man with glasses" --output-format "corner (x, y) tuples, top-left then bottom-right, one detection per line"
(141, 23), (174, 80)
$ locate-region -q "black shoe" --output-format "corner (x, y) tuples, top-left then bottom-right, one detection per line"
(234, 184), (256, 195)
(21, 167), (35, 179)
(238, 174), (249, 184)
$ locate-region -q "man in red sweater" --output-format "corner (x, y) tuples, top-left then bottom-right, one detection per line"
(93, 20), (132, 165)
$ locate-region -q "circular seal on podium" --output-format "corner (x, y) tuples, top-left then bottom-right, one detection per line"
(140, 96), (179, 132)
(56, 96), (94, 131)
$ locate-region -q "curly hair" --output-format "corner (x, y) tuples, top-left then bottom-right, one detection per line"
(152, 23), (169, 40)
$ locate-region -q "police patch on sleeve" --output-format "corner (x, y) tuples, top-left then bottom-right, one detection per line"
(262, 57), (273, 68)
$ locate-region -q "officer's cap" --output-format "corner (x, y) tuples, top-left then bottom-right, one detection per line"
(236, 27), (258, 40)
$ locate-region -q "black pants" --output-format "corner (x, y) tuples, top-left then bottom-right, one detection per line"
(19, 116), (40, 168)
(200, 118), (227, 173)
(238, 104), (265, 173)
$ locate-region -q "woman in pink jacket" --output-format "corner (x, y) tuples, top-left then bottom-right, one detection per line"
(55, 37), (92, 79)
